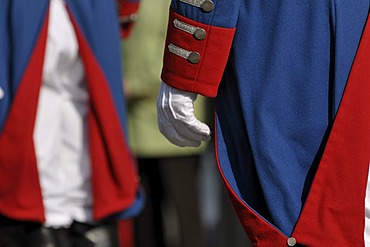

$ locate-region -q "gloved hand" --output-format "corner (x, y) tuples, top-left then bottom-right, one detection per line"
(157, 82), (211, 147)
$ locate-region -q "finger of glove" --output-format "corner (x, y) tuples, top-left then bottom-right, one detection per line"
(173, 117), (211, 143)
(157, 103), (201, 147)
(158, 119), (202, 147)
(157, 82), (210, 145)
(166, 97), (211, 142)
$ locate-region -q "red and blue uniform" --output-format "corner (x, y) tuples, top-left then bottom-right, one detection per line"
(161, 0), (370, 245)
(0, 0), (142, 223)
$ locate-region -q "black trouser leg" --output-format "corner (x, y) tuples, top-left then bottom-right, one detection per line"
(0, 219), (119, 247)
(70, 221), (120, 247)
(25, 227), (72, 247)
(0, 226), (24, 247)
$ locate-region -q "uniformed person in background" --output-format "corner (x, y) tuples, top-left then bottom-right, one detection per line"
(0, 0), (143, 246)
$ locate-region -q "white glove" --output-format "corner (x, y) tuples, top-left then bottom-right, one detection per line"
(157, 82), (211, 147)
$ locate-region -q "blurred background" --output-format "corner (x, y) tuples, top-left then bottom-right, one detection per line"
(121, 0), (252, 246)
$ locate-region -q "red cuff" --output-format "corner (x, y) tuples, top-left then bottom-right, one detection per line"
(119, 2), (140, 38)
(161, 9), (235, 97)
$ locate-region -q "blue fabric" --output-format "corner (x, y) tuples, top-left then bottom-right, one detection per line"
(0, 0), (11, 132)
(0, 0), (49, 132)
(171, 0), (370, 236)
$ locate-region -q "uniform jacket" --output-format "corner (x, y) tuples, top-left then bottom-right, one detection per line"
(0, 0), (142, 223)
(161, 0), (370, 246)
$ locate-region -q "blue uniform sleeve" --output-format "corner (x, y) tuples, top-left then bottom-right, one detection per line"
(161, 0), (239, 97)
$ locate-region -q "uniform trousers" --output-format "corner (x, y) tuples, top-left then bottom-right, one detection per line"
(0, 216), (119, 247)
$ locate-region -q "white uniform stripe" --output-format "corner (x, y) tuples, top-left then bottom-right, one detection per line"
(33, 0), (92, 227)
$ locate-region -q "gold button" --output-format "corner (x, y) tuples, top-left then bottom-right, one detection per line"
(187, 52), (201, 64)
(201, 0), (214, 12)
(287, 237), (296, 246)
(194, 28), (206, 40)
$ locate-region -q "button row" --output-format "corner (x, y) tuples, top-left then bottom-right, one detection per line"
(173, 0), (215, 64)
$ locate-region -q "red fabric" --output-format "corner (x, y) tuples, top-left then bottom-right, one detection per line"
(215, 16), (370, 246)
(291, 16), (370, 246)
(214, 131), (287, 246)
(119, 1), (140, 38)
(118, 219), (135, 247)
(161, 9), (235, 98)
(71, 16), (139, 221)
(0, 15), (49, 221)
(119, 1), (139, 17)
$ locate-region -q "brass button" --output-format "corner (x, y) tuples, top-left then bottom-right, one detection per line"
(187, 52), (201, 64)
(201, 0), (214, 12)
(194, 28), (206, 40)
(287, 237), (296, 246)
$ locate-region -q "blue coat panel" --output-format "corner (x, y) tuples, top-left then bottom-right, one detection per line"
(161, 0), (370, 245)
